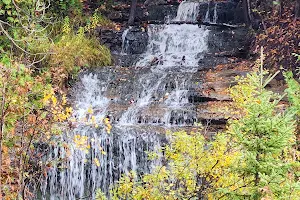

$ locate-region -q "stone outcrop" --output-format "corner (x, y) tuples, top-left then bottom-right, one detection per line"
(93, 0), (258, 127)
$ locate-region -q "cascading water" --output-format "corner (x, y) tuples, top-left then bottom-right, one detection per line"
(135, 24), (209, 70)
(121, 28), (130, 54)
(204, 2), (219, 24)
(42, 1), (211, 199)
(213, 3), (218, 24)
(174, 1), (200, 22)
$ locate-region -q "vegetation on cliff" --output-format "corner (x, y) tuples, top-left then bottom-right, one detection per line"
(0, 0), (113, 198)
(0, 0), (299, 199)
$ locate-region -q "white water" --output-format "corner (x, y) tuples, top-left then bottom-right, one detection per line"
(121, 28), (130, 54)
(204, 2), (219, 24)
(136, 24), (209, 69)
(213, 3), (218, 24)
(174, 1), (200, 22)
(42, 1), (210, 199)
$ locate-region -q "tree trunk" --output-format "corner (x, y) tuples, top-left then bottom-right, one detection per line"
(296, 0), (300, 19)
(243, 0), (251, 26)
(128, 0), (138, 25)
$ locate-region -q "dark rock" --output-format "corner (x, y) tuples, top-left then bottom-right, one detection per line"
(123, 27), (148, 54)
(107, 7), (145, 23)
(144, 0), (166, 6)
(146, 4), (178, 22)
(198, 1), (245, 25)
(198, 55), (230, 68)
(98, 29), (123, 53)
(207, 27), (253, 58)
(144, 0), (179, 6)
(112, 54), (141, 67)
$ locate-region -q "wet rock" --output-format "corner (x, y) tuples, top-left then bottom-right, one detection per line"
(112, 54), (141, 67)
(198, 55), (230, 69)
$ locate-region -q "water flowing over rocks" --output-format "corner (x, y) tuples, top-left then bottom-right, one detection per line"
(42, 1), (256, 199)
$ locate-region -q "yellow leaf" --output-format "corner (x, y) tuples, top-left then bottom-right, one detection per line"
(87, 107), (93, 114)
(94, 158), (100, 167)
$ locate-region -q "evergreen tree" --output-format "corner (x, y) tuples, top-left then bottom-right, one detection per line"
(224, 60), (300, 199)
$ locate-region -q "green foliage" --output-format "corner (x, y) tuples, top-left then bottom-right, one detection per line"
(96, 189), (108, 200)
(48, 0), (83, 17)
(0, 0), (112, 198)
(28, 17), (112, 86)
(284, 71), (300, 116)
(1, 1), (112, 88)
(227, 67), (300, 199)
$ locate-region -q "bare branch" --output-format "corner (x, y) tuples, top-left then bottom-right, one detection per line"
(0, 20), (49, 56)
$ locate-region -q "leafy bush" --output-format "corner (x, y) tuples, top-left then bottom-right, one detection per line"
(49, 28), (111, 86)
(0, 56), (72, 198)
(27, 17), (112, 87)
(112, 129), (241, 200)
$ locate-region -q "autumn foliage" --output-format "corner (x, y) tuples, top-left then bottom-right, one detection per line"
(254, 4), (300, 75)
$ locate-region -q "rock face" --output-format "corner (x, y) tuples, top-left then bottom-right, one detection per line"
(98, 0), (251, 61)
(198, 1), (245, 25)
(95, 0), (254, 124)
(146, 4), (178, 21)
(98, 29), (123, 53)
(207, 27), (253, 58)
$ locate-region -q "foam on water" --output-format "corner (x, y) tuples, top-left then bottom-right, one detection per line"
(136, 24), (209, 70)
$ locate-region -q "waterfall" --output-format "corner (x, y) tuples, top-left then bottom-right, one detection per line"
(174, 1), (200, 22)
(204, 2), (219, 24)
(213, 3), (218, 24)
(121, 28), (130, 55)
(136, 24), (209, 69)
(42, 1), (210, 199)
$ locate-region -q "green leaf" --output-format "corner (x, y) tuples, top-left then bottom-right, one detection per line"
(3, 0), (11, 5)
(7, 16), (14, 23)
